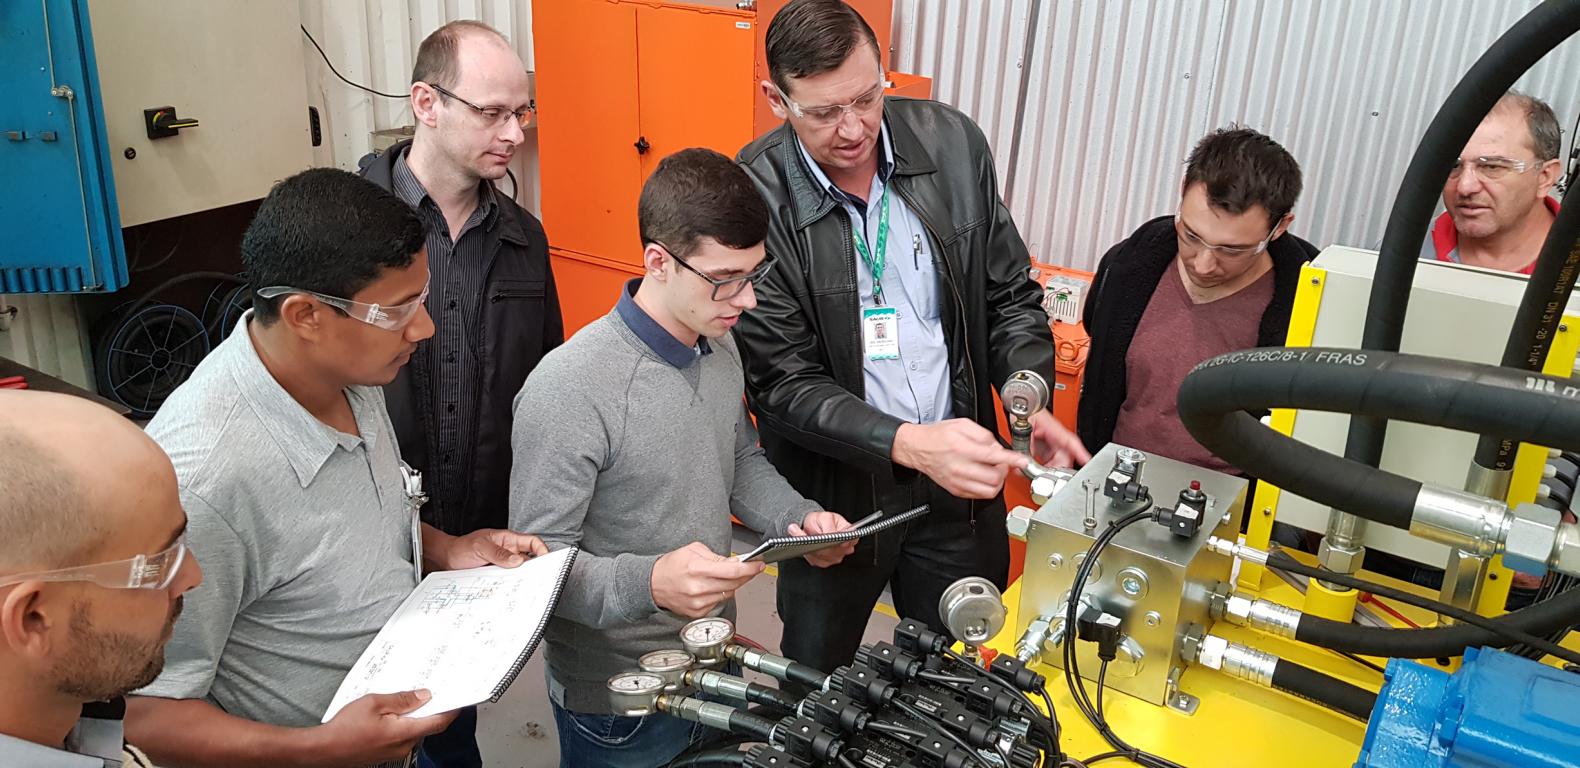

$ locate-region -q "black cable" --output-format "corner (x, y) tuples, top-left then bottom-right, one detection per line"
(891, 698), (992, 768)
(917, 670), (977, 687)
(1096, 661), (1110, 723)
(1079, 751), (1142, 766)
(1062, 503), (1187, 768)
(838, 754), (860, 768)
(667, 749), (749, 767)
(941, 646), (1062, 752)
(1563, 103), (1580, 193)
(300, 25), (409, 99)
(868, 720), (928, 740)
(1269, 550), (1580, 665)
(1268, 658), (1377, 722)
(131, 225), (183, 274)
(1332, 650), (1386, 675)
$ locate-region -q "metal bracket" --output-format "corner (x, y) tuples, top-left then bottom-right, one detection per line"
(1165, 667), (1198, 715)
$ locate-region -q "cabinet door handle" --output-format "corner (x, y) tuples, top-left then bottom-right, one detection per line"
(634, 136), (650, 155)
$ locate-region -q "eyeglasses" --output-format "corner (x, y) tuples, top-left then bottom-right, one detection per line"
(427, 83), (534, 131)
(0, 534), (188, 591)
(255, 283), (430, 331)
(776, 80), (885, 127)
(1448, 155), (1535, 182)
(1174, 209), (1277, 259)
(656, 243), (777, 301)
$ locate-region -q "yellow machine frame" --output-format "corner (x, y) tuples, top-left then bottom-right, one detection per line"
(985, 262), (1580, 766)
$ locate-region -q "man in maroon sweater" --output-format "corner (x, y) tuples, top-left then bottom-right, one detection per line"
(1079, 127), (1318, 469)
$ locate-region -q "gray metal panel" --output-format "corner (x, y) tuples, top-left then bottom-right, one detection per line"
(890, 0), (1580, 270)
(1016, 444), (1245, 705)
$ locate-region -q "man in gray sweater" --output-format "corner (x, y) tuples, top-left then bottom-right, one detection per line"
(509, 148), (856, 768)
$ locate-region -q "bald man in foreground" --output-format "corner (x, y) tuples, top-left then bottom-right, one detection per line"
(0, 390), (203, 766)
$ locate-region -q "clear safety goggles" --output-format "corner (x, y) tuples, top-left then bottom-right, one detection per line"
(0, 534), (188, 591)
(256, 284), (430, 331)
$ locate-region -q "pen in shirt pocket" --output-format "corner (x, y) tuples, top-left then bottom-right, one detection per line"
(913, 233), (921, 269)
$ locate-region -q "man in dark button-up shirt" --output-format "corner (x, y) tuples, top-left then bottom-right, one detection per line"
(361, 22), (563, 767)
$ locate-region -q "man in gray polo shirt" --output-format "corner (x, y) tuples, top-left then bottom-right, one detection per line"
(509, 148), (858, 768)
(126, 168), (546, 768)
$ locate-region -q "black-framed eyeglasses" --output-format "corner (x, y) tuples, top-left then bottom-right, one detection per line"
(656, 242), (777, 301)
(427, 83), (533, 130)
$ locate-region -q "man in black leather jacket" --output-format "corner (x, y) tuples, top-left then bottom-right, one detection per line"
(734, 0), (1089, 675)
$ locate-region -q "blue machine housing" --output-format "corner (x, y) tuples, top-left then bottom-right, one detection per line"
(0, 0), (126, 293)
(1356, 646), (1580, 768)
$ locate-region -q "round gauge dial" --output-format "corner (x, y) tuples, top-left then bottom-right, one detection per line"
(681, 617), (734, 646)
(680, 617), (735, 666)
(639, 649), (696, 692)
(608, 671), (665, 694)
(606, 671), (665, 716)
(1002, 372), (1049, 416)
(640, 649), (695, 673)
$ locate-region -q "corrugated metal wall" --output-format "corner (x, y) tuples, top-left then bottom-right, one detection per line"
(299, 0), (1578, 267)
(0, 294), (93, 386)
(11, 2), (1579, 376)
(892, 0), (1580, 269)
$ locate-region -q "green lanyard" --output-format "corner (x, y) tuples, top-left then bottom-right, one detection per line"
(852, 186), (891, 305)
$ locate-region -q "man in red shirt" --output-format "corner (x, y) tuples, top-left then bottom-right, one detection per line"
(1422, 91), (1563, 274)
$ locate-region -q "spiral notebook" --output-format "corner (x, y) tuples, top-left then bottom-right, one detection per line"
(735, 504), (931, 563)
(322, 547), (578, 721)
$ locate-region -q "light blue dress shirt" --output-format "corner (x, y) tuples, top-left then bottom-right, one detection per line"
(796, 124), (952, 424)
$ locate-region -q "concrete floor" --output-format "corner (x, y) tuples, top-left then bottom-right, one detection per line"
(474, 526), (899, 768)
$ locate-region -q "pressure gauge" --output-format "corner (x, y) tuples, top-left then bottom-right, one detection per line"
(639, 649), (696, 691)
(607, 671), (665, 716)
(1001, 370), (1050, 419)
(680, 617), (735, 667)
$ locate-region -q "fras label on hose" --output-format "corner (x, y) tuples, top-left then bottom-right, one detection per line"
(1193, 349), (1368, 371)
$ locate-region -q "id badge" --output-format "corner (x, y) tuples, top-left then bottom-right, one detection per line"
(862, 306), (900, 361)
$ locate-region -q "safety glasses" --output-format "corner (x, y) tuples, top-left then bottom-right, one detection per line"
(256, 284), (430, 331)
(0, 534), (188, 591)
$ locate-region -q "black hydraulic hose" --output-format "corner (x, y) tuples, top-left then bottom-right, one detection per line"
(1343, 0), (1580, 475)
(744, 682), (799, 712)
(1476, 177), (1580, 470)
(1264, 549), (1580, 663)
(1290, 587), (1580, 664)
(668, 750), (749, 767)
(783, 661), (830, 691)
(1177, 348), (1580, 531)
(1268, 550), (1580, 664)
(725, 709), (780, 743)
(1269, 659), (1376, 722)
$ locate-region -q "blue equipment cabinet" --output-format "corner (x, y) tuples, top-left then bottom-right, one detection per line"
(0, 0), (127, 293)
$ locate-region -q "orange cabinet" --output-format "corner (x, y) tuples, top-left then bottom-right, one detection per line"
(534, 0), (928, 334)
(535, 1), (756, 271)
